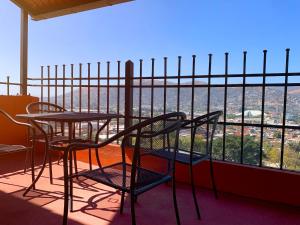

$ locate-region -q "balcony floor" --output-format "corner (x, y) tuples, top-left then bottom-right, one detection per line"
(0, 154), (300, 225)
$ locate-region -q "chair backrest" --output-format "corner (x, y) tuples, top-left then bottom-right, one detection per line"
(26, 102), (66, 136)
(0, 109), (34, 147)
(26, 101), (66, 114)
(180, 111), (222, 158)
(121, 112), (186, 192)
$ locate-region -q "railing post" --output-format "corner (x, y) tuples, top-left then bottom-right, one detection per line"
(20, 9), (28, 95)
(124, 60), (134, 133)
(6, 76), (10, 96)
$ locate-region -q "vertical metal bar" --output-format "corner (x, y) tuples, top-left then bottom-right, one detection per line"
(124, 60), (134, 132)
(62, 64), (66, 109)
(191, 55), (196, 119)
(241, 51), (247, 164)
(259, 50), (267, 167)
(139, 59), (143, 123)
(6, 76), (10, 96)
(207, 54), (212, 116)
(47, 65), (50, 105)
(151, 58), (155, 118)
(207, 54), (212, 156)
(222, 53), (229, 161)
(163, 57), (167, 149)
(106, 61), (110, 139)
(55, 65), (58, 106)
(150, 58), (155, 149)
(71, 64), (74, 112)
(280, 48), (290, 169)
(97, 62), (101, 131)
(163, 57), (167, 115)
(87, 63), (91, 113)
(41, 66), (44, 102)
(79, 63), (82, 136)
(117, 61), (121, 143)
(177, 56), (182, 113)
(54, 65), (58, 133)
(47, 66), (50, 133)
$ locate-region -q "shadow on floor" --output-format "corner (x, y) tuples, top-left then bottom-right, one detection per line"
(0, 189), (82, 225)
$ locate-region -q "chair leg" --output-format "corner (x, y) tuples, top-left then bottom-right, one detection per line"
(24, 148), (30, 173)
(73, 151), (78, 175)
(190, 164), (201, 219)
(172, 177), (181, 225)
(69, 151), (74, 212)
(88, 148), (92, 170)
(30, 148), (36, 190)
(120, 191), (125, 214)
(130, 192), (136, 225)
(209, 158), (218, 199)
(63, 150), (69, 225)
(48, 152), (53, 184)
(57, 152), (63, 165)
(95, 148), (101, 168)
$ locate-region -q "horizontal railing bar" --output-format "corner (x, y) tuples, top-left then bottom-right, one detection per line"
(27, 76), (125, 81)
(26, 83), (300, 88)
(127, 83), (300, 88)
(0, 82), (20, 86)
(27, 72), (300, 81)
(130, 116), (300, 130)
(130, 72), (300, 79)
(217, 121), (300, 130)
(27, 84), (125, 88)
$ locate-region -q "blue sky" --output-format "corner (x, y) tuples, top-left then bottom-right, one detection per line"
(1, 0), (300, 87)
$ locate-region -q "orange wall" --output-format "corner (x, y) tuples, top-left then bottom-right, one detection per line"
(175, 160), (300, 207)
(0, 95), (38, 145)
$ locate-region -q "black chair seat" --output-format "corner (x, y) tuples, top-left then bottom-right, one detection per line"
(81, 162), (171, 195)
(148, 148), (210, 165)
(49, 138), (94, 151)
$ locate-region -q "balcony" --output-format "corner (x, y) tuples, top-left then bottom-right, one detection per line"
(1, 53), (300, 225)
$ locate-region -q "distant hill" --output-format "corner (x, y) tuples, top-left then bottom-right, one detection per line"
(52, 80), (300, 116)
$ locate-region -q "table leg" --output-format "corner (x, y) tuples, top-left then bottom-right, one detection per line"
(68, 122), (78, 175)
(63, 148), (69, 225)
(23, 122), (50, 196)
(95, 119), (111, 168)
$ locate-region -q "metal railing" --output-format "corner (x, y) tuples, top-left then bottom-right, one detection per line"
(22, 49), (300, 172)
(0, 76), (21, 96)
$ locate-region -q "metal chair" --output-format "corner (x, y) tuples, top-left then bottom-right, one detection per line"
(0, 109), (36, 194)
(26, 101), (93, 183)
(63, 112), (186, 225)
(149, 111), (222, 219)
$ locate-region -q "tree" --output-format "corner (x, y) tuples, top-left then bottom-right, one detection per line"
(288, 141), (300, 153)
(179, 134), (206, 154)
(243, 136), (261, 165)
(212, 135), (261, 165)
(283, 146), (300, 170)
(273, 130), (282, 139)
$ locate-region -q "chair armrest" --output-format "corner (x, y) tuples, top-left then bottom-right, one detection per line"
(0, 109), (36, 145)
(94, 118), (112, 143)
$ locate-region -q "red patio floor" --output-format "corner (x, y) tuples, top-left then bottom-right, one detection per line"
(0, 152), (300, 225)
